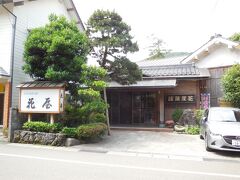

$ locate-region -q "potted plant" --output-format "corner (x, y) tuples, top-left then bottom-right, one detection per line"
(172, 108), (185, 132)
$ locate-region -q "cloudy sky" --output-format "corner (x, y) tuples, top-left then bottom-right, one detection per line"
(73, 0), (240, 62)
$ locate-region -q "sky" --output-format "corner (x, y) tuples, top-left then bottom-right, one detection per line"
(73, 0), (240, 62)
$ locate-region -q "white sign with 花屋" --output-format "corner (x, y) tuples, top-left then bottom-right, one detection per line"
(20, 89), (64, 113)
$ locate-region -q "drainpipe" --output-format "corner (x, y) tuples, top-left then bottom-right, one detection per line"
(2, 1), (17, 108)
(1, 1), (17, 141)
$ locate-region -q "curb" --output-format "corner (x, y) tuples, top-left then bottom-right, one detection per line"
(3, 142), (240, 163)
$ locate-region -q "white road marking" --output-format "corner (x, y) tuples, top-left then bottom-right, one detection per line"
(0, 153), (239, 178)
(107, 151), (137, 156)
(169, 155), (203, 161)
(108, 151), (202, 161)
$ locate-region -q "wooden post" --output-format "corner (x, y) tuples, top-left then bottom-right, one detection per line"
(50, 114), (54, 124)
(104, 88), (110, 135)
(28, 114), (32, 122)
(159, 90), (165, 127)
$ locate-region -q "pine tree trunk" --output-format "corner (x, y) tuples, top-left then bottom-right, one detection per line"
(103, 88), (111, 135)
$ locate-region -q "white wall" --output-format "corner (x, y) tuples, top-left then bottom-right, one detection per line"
(10, 0), (72, 106)
(13, 0), (71, 30)
(11, 3), (29, 107)
(0, 6), (13, 74)
(196, 44), (240, 68)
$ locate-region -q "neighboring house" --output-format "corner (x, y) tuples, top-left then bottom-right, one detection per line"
(181, 34), (240, 106)
(106, 34), (240, 127)
(0, 0), (84, 135)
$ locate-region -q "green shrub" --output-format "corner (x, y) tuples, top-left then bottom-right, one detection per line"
(22, 121), (63, 133)
(49, 123), (63, 133)
(195, 109), (204, 125)
(172, 108), (183, 123)
(61, 127), (77, 138)
(222, 64), (240, 108)
(63, 102), (108, 126)
(63, 104), (84, 126)
(89, 113), (106, 123)
(79, 100), (108, 122)
(185, 126), (200, 135)
(76, 123), (107, 141)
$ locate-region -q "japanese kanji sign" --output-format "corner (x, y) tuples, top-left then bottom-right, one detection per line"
(166, 95), (195, 103)
(19, 89), (64, 113)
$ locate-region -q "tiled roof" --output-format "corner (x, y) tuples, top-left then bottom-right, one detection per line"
(141, 64), (210, 78)
(108, 79), (176, 88)
(17, 81), (65, 88)
(0, 67), (10, 77)
(136, 55), (187, 67)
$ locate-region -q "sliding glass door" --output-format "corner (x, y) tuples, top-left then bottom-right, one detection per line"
(132, 93), (157, 125)
(108, 91), (158, 126)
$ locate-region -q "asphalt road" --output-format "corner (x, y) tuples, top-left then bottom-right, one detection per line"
(0, 143), (240, 180)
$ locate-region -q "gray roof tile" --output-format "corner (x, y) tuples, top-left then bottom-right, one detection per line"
(141, 64), (210, 78)
(17, 81), (65, 88)
(108, 79), (176, 88)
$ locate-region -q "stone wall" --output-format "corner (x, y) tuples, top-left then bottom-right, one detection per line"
(13, 130), (66, 146)
(178, 109), (197, 126)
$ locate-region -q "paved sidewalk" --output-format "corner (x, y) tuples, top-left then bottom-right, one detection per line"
(72, 130), (240, 161)
(1, 130), (240, 162)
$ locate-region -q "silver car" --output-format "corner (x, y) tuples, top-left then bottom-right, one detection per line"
(200, 107), (240, 152)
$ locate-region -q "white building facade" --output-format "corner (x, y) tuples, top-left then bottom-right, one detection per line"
(0, 0), (84, 132)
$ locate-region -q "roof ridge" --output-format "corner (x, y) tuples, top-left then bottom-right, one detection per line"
(140, 63), (195, 69)
(138, 54), (187, 63)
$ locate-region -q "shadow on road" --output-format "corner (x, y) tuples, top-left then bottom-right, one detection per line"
(212, 150), (240, 158)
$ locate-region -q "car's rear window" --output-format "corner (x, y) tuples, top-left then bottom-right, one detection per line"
(209, 109), (240, 122)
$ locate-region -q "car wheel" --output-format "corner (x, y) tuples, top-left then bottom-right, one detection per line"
(205, 134), (212, 152)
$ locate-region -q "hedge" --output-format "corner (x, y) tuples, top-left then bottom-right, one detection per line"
(22, 121), (63, 133)
(61, 127), (77, 138)
(76, 123), (107, 141)
(23, 122), (107, 142)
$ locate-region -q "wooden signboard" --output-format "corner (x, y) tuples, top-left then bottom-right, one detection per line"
(19, 88), (65, 114)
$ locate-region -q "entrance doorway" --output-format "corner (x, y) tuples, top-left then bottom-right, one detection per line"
(0, 94), (4, 125)
(108, 91), (158, 126)
(132, 93), (157, 125)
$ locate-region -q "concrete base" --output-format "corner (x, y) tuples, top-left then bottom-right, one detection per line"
(0, 127), (8, 142)
(110, 127), (173, 132)
(159, 124), (165, 128)
(65, 138), (81, 147)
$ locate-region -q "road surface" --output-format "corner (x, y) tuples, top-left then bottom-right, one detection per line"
(0, 143), (239, 180)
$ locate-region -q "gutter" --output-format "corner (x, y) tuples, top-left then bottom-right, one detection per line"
(1, 1), (17, 108)
(69, 0), (85, 30)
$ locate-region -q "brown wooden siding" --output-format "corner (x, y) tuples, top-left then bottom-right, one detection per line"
(0, 94), (3, 125)
(206, 66), (230, 106)
(164, 80), (200, 120)
(3, 82), (10, 128)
